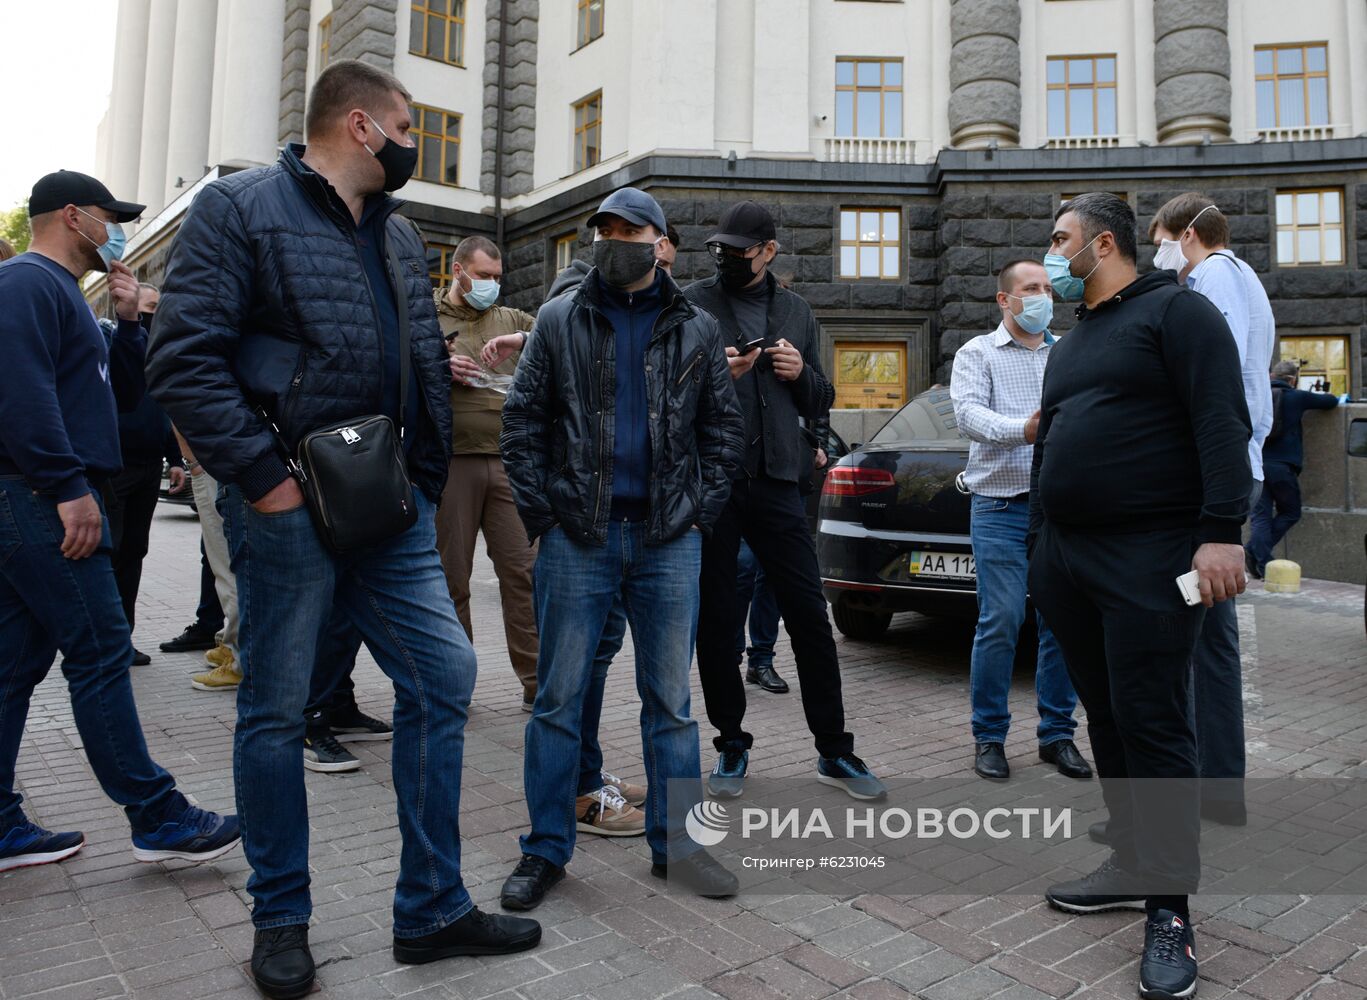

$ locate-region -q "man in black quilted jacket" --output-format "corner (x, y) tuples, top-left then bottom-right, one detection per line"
(146, 60), (539, 998)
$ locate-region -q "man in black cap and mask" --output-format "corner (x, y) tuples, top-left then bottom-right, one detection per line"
(147, 60), (540, 997)
(685, 201), (886, 802)
(500, 186), (745, 911)
(0, 170), (240, 880)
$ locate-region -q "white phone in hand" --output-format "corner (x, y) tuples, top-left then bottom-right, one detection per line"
(1176, 569), (1203, 607)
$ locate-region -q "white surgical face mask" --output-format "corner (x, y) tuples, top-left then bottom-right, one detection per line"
(1154, 204), (1220, 276)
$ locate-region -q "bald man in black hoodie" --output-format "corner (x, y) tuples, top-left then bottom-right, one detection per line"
(1026, 194), (1250, 1000)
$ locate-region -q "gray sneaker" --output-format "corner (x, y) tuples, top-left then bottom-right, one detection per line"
(708, 749), (748, 798)
(816, 753), (887, 800)
(303, 731), (360, 773)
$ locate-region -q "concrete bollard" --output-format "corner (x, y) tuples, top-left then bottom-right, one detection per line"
(1263, 559), (1301, 593)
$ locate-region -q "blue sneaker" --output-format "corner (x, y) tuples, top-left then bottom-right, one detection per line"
(708, 749), (749, 798)
(132, 805), (241, 864)
(816, 754), (887, 800)
(0, 822), (84, 872)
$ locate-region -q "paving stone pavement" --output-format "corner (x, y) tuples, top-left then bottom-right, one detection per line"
(2, 504), (1365, 999)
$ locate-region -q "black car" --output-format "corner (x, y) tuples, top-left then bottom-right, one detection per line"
(158, 461), (197, 513)
(817, 388), (974, 639)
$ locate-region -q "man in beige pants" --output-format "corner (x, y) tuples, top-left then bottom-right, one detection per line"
(437, 237), (540, 710)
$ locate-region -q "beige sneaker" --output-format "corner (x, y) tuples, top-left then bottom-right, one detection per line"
(601, 770), (646, 807)
(191, 660), (242, 692)
(203, 643), (234, 668)
(576, 785), (645, 837)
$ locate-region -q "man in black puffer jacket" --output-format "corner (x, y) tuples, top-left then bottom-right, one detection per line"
(146, 60), (539, 997)
(498, 188), (745, 911)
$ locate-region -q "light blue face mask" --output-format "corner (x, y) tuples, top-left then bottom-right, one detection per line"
(1005, 292), (1054, 335)
(1043, 232), (1102, 302)
(76, 207), (127, 270)
(462, 277), (501, 311)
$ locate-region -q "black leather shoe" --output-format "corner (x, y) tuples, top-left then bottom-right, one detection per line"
(1040, 739), (1093, 779)
(499, 853), (564, 911)
(131, 647), (152, 666)
(251, 925), (315, 1000)
(651, 849), (738, 898)
(745, 663), (789, 693)
(1089, 820), (1114, 846)
(973, 742), (1009, 781)
(393, 906), (541, 964)
(159, 622), (219, 652)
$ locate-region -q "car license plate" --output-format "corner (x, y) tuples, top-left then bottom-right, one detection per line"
(909, 551), (976, 580)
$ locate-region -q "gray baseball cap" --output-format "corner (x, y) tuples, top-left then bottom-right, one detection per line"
(586, 188), (667, 235)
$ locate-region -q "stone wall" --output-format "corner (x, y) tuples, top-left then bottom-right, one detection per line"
(329, 0), (398, 69)
(278, 0), (311, 145)
(481, 0), (538, 198)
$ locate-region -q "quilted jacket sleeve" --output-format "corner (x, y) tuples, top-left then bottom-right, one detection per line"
(146, 183), (291, 502)
(500, 301), (559, 540)
(693, 311), (745, 532)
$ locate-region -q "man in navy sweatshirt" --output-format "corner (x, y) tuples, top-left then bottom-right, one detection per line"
(0, 170), (239, 876)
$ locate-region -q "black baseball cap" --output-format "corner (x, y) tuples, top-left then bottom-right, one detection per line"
(29, 170), (144, 223)
(586, 188), (668, 235)
(706, 201), (776, 249)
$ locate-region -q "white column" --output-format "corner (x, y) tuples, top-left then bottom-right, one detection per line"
(136, 0), (179, 214)
(163, 0), (219, 205)
(216, 0), (287, 166)
(752, 0), (810, 154)
(1132, 0), (1157, 144)
(108, 0), (151, 199)
(1343, 0), (1367, 136)
(713, 0), (755, 152)
(207, 0), (233, 166)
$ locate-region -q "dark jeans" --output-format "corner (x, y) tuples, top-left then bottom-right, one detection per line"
(102, 459), (163, 633)
(1248, 462), (1301, 571)
(697, 477), (853, 758)
(1029, 521), (1203, 906)
(1191, 481), (1261, 811)
(0, 478), (187, 836)
(196, 539), (225, 632)
(220, 486), (475, 934)
(306, 609), (362, 724)
(577, 600), (628, 795)
(734, 540), (780, 669)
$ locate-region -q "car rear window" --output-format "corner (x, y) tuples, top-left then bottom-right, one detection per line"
(868, 389), (967, 444)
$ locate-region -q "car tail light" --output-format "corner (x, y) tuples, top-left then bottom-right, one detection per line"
(822, 466), (895, 497)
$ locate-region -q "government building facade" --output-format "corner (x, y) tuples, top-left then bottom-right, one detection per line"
(92, 0), (1367, 403)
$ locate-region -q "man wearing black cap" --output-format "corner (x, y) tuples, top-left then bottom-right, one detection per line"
(685, 201), (886, 801)
(0, 170), (241, 877)
(500, 186), (745, 910)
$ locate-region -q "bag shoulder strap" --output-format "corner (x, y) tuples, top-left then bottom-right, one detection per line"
(383, 235), (413, 440)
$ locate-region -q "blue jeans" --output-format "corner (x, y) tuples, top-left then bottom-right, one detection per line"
(0, 479), (187, 836)
(576, 599), (628, 795)
(220, 486), (476, 935)
(306, 609), (363, 720)
(969, 495), (1077, 746)
(523, 522), (702, 866)
(734, 541), (780, 668)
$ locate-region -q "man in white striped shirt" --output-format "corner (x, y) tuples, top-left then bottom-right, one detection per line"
(950, 259), (1089, 783)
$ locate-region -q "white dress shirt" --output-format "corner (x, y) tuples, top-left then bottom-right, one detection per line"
(950, 321), (1053, 498)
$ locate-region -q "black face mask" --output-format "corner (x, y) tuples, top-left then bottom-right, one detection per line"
(593, 239), (658, 288)
(138, 311), (155, 329)
(717, 252), (761, 291)
(364, 114), (419, 191)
